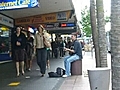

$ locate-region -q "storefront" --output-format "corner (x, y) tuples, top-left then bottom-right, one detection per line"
(0, 14), (14, 62)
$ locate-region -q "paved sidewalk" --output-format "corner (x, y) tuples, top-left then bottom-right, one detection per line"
(59, 52), (111, 90)
(0, 51), (111, 90)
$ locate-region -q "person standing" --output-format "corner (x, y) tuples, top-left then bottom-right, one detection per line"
(11, 26), (27, 77)
(25, 31), (34, 71)
(34, 25), (48, 77)
(59, 37), (64, 58)
(63, 33), (83, 78)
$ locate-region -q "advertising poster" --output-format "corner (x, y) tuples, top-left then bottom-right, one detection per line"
(0, 0), (39, 10)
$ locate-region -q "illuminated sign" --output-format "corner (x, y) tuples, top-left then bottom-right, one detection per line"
(0, 0), (39, 10)
(61, 23), (75, 27)
(46, 24), (54, 28)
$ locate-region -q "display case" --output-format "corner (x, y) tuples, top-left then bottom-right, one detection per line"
(0, 27), (11, 61)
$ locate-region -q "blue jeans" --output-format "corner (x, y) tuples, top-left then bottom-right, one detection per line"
(64, 54), (79, 76)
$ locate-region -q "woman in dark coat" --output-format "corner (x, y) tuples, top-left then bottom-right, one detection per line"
(12, 26), (27, 77)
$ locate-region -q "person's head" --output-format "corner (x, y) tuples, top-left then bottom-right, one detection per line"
(71, 33), (77, 41)
(27, 31), (31, 37)
(37, 24), (44, 33)
(60, 37), (63, 41)
(16, 26), (21, 33)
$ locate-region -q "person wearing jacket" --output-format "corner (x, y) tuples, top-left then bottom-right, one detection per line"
(11, 26), (27, 77)
(63, 33), (83, 78)
(34, 25), (48, 77)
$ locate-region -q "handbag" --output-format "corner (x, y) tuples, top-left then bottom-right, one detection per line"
(44, 41), (51, 48)
(43, 36), (51, 48)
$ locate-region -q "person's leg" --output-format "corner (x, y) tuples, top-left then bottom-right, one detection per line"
(19, 49), (26, 75)
(24, 51), (28, 70)
(40, 49), (47, 76)
(26, 59), (29, 70)
(21, 61), (25, 75)
(29, 49), (33, 70)
(65, 54), (79, 76)
(36, 49), (42, 69)
(61, 48), (64, 57)
(64, 55), (71, 70)
(16, 62), (20, 76)
(46, 50), (50, 68)
(60, 48), (62, 57)
(29, 60), (32, 70)
(47, 60), (50, 68)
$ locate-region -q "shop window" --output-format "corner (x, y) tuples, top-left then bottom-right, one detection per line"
(0, 27), (9, 54)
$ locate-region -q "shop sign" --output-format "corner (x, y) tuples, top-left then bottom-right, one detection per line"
(46, 24), (54, 28)
(15, 17), (33, 25)
(32, 15), (44, 23)
(0, 0), (39, 10)
(15, 10), (71, 25)
(0, 14), (14, 27)
(43, 13), (56, 23)
(57, 12), (67, 21)
(46, 27), (74, 31)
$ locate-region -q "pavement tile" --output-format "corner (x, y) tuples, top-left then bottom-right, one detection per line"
(73, 86), (90, 90)
(59, 86), (73, 90)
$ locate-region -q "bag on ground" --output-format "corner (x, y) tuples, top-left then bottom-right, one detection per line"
(48, 67), (65, 77)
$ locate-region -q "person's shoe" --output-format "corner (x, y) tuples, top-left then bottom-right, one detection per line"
(22, 71), (25, 75)
(28, 68), (31, 71)
(41, 74), (45, 77)
(62, 75), (68, 78)
(17, 73), (20, 77)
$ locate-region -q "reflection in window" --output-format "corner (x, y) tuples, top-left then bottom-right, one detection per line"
(0, 27), (9, 54)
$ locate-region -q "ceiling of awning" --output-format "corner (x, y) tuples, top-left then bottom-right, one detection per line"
(0, 0), (74, 19)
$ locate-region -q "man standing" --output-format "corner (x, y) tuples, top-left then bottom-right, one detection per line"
(63, 33), (83, 77)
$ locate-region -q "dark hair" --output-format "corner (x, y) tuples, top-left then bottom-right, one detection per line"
(15, 26), (21, 30)
(27, 31), (31, 37)
(71, 32), (77, 38)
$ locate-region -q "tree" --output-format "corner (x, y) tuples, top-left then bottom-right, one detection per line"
(80, 6), (110, 38)
(111, 0), (120, 89)
(90, 0), (100, 67)
(80, 6), (92, 37)
(96, 0), (107, 67)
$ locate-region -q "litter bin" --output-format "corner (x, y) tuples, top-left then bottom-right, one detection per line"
(88, 68), (110, 90)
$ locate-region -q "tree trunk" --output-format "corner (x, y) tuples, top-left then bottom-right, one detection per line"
(96, 0), (107, 67)
(111, 0), (120, 89)
(90, 0), (100, 67)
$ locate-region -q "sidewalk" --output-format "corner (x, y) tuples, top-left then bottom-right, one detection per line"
(0, 51), (111, 90)
(59, 51), (111, 90)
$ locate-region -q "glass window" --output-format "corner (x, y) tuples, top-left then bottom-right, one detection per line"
(0, 27), (9, 54)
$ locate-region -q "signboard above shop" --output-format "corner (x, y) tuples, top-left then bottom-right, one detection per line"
(0, 0), (39, 10)
(15, 10), (71, 25)
(0, 14), (14, 27)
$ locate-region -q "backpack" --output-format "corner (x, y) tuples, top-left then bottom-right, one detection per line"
(48, 67), (65, 78)
(56, 67), (65, 77)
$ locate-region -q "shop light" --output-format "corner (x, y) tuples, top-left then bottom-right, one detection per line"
(0, 26), (9, 31)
